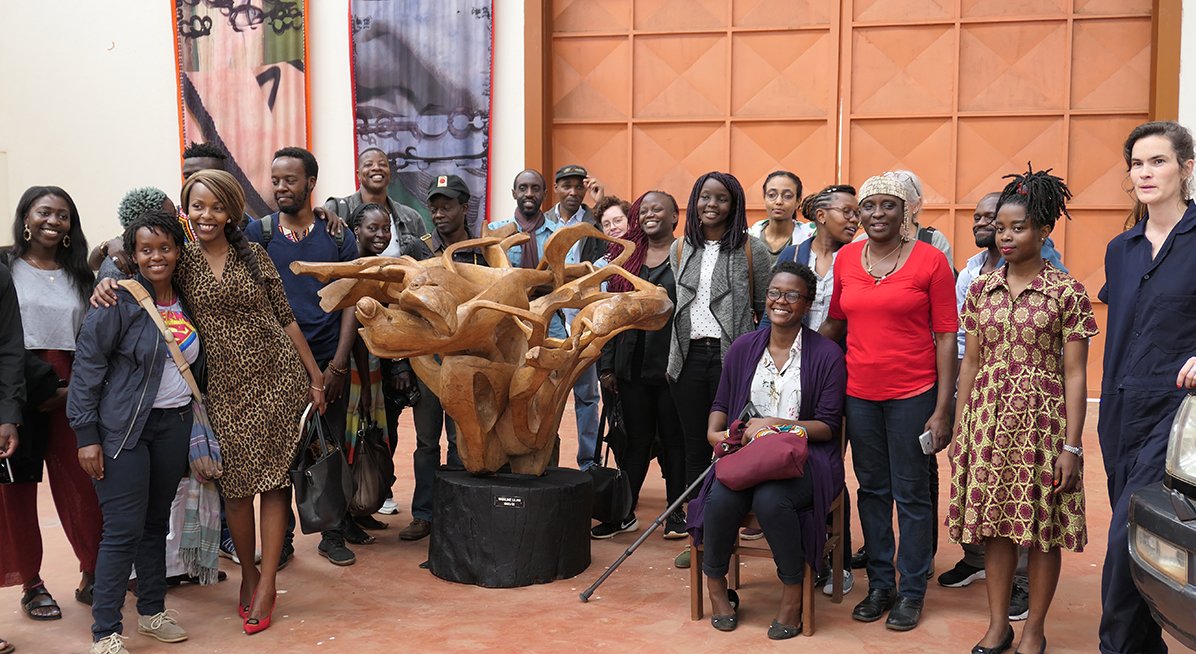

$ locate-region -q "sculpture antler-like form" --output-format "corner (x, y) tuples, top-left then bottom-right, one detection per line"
(295, 224), (673, 476)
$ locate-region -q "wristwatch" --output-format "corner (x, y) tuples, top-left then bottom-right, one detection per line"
(1062, 444), (1083, 458)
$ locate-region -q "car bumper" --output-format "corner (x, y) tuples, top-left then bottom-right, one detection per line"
(1129, 482), (1196, 650)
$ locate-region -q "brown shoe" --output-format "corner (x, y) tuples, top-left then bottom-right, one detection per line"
(399, 519), (432, 541)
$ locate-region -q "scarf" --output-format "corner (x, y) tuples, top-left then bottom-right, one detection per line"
(514, 212), (546, 268)
(345, 352), (388, 463)
(180, 401), (222, 584)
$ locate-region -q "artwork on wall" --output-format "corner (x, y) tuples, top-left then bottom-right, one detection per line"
(349, 0), (493, 235)
(172, 0), (309, 218)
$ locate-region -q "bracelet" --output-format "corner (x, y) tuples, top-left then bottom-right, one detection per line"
(1062, 444), (1083, 458)
(310, 385), (325, 392)
(327, 363), (347, 376)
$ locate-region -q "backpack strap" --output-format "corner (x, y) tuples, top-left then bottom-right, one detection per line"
(261, 215), (273, 245)
(672, 238), (685, 271)
(744, 238), (755, 308)
(117, 279), (202, 403)
(917, 226), (934, 244)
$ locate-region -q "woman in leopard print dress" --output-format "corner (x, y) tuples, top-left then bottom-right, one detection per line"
(97, 170), (325, 635)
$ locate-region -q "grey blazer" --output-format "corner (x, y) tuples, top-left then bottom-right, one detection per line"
(667, 235), (770, 381)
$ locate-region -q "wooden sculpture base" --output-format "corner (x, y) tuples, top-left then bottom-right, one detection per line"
(428, 468), (593, 588)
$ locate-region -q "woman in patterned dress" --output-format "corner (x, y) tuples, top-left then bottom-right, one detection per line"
(94, 170), (325, 635)
(949, 167), (1097, 654)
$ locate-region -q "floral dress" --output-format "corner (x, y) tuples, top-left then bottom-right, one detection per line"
(947, 265), (1098, 552)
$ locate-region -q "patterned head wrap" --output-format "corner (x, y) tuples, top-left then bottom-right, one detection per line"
(858, 174), (913, 226)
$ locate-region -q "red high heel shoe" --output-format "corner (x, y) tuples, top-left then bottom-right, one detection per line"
(238, 600), (250, 620)
(243, 591), (276, 635)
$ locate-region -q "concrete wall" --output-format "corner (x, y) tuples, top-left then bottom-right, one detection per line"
(0, 0), (525, 247)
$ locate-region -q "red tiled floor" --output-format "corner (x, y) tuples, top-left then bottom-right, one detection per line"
(0, 403), (1184, 652)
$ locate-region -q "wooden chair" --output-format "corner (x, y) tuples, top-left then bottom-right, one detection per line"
(689, 428), (848, 636)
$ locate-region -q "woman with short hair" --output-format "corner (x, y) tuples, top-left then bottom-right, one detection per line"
(696, 262), (846, 639)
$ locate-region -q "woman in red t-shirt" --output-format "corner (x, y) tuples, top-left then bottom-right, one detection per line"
(820, 173), (958, 631)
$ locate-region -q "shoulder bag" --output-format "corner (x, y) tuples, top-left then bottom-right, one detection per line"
(290, 403), (354, 534)
(587, 397), (634, 524)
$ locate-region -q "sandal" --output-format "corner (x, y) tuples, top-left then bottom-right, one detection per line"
(355, 515), (389, 531)
(20, 584), (61, 620)
(75, 580), (94, 606)
(343, 520), (376, 545)
(0, 637), (13, 654)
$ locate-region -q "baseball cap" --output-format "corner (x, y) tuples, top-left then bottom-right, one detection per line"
(427, 174), (471, 202)
(554, 164), (587, 182)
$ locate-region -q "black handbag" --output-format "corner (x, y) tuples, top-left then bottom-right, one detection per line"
(587, 397), (634, 524)
(289, 405), (353, 534)
(348, 411), (395, 517)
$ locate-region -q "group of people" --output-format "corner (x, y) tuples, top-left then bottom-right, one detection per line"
(0, 119), (1192, 654)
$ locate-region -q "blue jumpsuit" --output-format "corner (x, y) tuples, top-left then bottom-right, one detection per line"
(1097, 201), (1196, 654)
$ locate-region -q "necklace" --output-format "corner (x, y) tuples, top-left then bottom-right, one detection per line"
(21, 255), (60, 282)
(864, 240), (903, 283)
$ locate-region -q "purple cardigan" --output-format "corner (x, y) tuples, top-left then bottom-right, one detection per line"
(687, 326), (847, 571)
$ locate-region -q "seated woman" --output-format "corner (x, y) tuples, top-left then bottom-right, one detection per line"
(698, 262), (846, 639)
(69, 209), (204, 653)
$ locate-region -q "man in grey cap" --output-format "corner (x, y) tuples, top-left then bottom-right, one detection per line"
(544, 164), (607, 470)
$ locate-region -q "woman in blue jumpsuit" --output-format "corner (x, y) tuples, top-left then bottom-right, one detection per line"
(1098, 120), (1196, 654)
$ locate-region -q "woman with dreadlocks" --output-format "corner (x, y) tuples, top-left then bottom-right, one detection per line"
(949, 165), (1097, 654)
(668, 172), (771, 568)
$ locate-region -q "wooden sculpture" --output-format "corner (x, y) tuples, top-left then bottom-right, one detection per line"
(291, 224), (673, 476)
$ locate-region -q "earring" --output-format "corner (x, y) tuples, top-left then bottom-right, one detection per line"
(22, 225), (31, 242)
(900, 218), (912, 242)
(62, 235), (71, 248)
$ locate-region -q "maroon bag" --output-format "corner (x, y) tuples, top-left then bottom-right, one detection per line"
(714, 422), (809, 491)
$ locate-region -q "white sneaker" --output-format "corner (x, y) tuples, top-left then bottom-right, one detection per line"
(377, 498), (399, 515)
(822, 569), (854, 596)
(137, 609), (188, 643)
(90, 633), (129, 654)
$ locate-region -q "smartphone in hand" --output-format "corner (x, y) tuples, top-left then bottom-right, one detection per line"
(918, 430), (934, 455)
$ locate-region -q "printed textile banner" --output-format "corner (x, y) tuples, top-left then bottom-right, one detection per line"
(173, 1), (309, 218)
(349, 0), (493, 235)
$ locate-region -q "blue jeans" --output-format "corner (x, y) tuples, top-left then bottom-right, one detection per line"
(551, 310), (601, 471)
(846, 387), (937, 599)
(91, 406), (190, 640)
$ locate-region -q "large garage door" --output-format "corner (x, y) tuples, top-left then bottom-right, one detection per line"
(550, 0), (1156, 394)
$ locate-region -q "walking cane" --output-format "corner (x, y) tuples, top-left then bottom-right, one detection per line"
(579, 460), (715, 602)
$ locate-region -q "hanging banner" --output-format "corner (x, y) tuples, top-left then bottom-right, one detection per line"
(173, 0), (309, 218)
(349, 0), (493, 234)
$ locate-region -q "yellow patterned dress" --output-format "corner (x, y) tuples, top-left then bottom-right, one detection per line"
(947, 265), (1098, 552)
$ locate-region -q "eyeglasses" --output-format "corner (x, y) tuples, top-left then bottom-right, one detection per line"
(766, 288), (810, 303)
(825, 206), (862, 219)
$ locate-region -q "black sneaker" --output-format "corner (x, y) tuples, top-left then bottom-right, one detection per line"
(277, 540), (295, 571)
(937, 559), (986, 587)
(591, 515), (638, 539)
(1008, 579), (1030, 621)
(663, 511), (687, 540)
(317, 536), (356, 566)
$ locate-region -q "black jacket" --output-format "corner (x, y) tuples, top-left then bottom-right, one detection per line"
(0, 263), (24, 425)
(68, 276), (203, 458)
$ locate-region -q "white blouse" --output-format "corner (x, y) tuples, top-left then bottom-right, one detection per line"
(750, 336), (803, 419)
(690, 241), (723, 339)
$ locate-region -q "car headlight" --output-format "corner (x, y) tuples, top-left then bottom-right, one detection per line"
(1135, 524), (1190, 586)
(1165, 395), (1196, 487)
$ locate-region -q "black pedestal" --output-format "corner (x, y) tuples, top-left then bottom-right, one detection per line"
(428, 467), (592, 588)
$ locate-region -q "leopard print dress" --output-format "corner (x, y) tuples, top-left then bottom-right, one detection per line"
(177, 242), (308, 499)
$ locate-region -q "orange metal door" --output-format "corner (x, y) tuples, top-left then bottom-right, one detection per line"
(550, 0), (1154, 394)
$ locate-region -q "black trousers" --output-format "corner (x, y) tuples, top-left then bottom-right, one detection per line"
(91, 406), (190, 640)
(702, 472), (814, 584)
(668, 340), (722, 494)
(611, 377), (685, 517)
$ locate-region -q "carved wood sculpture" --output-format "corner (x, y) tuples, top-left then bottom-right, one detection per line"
(291, 223), (673, 476)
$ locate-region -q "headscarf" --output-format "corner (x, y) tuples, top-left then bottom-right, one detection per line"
(858, 174), (914, 237)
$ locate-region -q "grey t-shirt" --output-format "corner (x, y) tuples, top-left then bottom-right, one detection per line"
(10, 258), (85, 350)
(153, 299), (200, 409)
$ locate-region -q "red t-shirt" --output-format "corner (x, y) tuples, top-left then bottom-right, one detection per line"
(828, 240), (958, 401)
